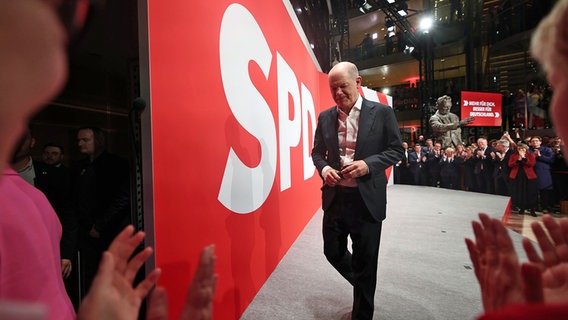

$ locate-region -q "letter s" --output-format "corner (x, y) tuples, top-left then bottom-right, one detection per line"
(218, 4), (276, 214)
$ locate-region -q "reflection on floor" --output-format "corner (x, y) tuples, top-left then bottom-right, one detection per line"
(505, 210), (566, 242)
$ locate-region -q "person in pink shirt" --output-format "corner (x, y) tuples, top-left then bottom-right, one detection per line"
(0, 169), (75, 319)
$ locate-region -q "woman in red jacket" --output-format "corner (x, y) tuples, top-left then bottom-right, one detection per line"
(508, 143), (538, 216)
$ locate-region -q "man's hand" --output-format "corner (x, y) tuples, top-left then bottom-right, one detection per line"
(61, 259), (72, 279)
(340, 160), (369, 179)
(323, 168), (343, 187)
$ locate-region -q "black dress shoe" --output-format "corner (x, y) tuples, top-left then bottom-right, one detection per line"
(519, 209), (525, 215)
(530, 210), (537, 217)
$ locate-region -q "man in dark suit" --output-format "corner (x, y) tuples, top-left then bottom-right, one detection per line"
(427, 142), (443, 187)
(74, 126), (131, 297)
(312, 62), (403, 320)
(474, 137), (495, 193)
(394, 141), (411, 184)
(492, 139), (514, 196)
(408, 144), (427, 185)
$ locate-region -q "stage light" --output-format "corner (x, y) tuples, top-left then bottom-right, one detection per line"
(359, 0), (373, 14)
(419, 16), (433, 33)
(372, 32), (378, 39)
(387, 0), (396, 3)
(396, 0), (408, 16)
(403, 45), (415, 54)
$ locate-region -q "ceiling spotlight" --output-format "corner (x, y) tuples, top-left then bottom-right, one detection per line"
(419, 17), (433, 33)
(403, 45), (415, 54)
(396, 0), (408, 16)
(359, 0), (373, 14)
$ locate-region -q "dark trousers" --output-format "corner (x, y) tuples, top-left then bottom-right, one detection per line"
(79, 233), (105, 298)
(475, 171), (494, 194)
(494, 176), (511, 196)
(323, 188), (382, 320)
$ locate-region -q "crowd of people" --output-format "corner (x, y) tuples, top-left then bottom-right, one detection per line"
(394, 133), (567, 216)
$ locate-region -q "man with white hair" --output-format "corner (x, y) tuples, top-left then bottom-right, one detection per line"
(491, 139), (514, 196)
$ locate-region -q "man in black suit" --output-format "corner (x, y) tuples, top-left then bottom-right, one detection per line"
(427, 142), (443, 187)
(492, 139), (514, 196)
(312, 62), (403, 320)
(407, 144), (427, 185)
(474, 137), (495, 194)
(394, 141), (411, 184)
(74, 126), (131, 297)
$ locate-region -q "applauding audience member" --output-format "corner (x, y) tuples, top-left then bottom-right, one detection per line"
(467, 0), (568, 318)
(466, 214), (568, 319)
(508, 144), (538, 216)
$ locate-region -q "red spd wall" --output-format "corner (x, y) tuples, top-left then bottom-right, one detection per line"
(146, 1), (394, 318)
(147, 1), (324, 318)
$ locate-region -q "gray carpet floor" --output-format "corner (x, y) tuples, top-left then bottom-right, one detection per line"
(241, 185), (526, 320)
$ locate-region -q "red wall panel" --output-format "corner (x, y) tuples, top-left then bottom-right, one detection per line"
(147, 0), (324, 318)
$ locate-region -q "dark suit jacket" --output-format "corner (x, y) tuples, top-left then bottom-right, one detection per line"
(73, 152), (131, 245)
(474, 146), (495, 175)
(492, 148), (514, 179)
(407, 151), (426, 174)
(312, 98), (404, 221)
(440, 156), (462, 179)
(34, 161), (78, 260)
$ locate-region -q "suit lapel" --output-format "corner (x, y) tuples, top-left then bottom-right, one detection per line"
(355, 99), (376, 159)
(327, 107), (340, 163)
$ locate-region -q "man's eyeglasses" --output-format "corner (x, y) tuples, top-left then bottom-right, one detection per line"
(58, 0), (90, 40)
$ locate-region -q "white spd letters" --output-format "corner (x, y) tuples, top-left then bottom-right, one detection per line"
(218, 4), (316, 214)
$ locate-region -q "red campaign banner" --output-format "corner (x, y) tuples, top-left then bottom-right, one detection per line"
(146, 1), (395, 317)
(460, 91), (503, 127)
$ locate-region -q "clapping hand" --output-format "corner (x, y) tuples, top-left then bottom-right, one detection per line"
(78, 226), (218, 320)
(77, 226), (161, 320)
(522, 215), (568, 304)
(465, 213), (524, 311)
(466, 214), (568, 312)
